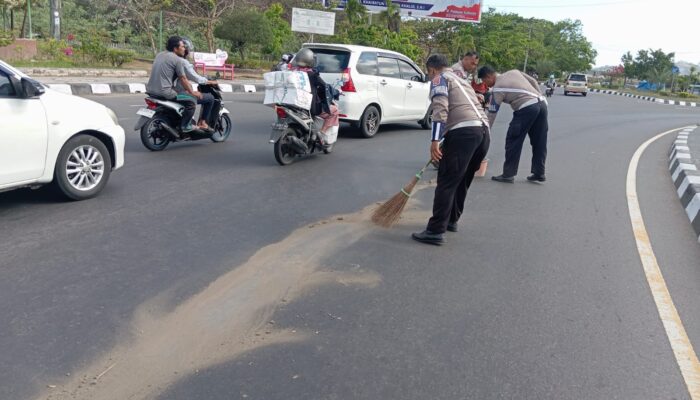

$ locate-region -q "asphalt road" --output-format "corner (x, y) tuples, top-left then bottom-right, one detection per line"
(1, 90), (699, 400)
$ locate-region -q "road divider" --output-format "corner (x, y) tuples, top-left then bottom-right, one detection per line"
(627, 126), (700, 400)
(590, 89), (700, 108)
(46, 82), (265, 96)
(668, 126), (700, 241)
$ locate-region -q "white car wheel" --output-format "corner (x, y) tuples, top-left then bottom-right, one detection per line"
(54, 135), (112, 200)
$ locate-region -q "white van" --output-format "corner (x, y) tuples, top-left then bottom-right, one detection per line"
(302, 44), (431, 138)
(564, 73), (588, 96)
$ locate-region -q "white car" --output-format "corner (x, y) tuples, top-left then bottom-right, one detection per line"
(302, 44), (432, 138)
(0, 60), (125, 200)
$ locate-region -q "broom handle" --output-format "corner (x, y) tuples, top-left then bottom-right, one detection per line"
(415, 138), (444, 180)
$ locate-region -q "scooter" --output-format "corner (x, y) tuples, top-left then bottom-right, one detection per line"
(545, 85), (555, 97)
(134, 84), (232, 151)
(269, 104), (336, 166)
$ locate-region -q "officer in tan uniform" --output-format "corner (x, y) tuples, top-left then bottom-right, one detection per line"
(412, 54), (490, 246)
(478, 66), (548, 183)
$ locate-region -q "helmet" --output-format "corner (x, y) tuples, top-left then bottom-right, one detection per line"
(549, 74), (555, 79)
(292, 48), (315, 68)
(281, 53), (293, 63)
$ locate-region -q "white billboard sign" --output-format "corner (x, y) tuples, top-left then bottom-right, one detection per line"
(292, 8), (336, 36)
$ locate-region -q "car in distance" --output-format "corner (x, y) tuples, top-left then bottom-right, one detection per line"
(0, 60), (125, 200)
(564, 73), (588, 96)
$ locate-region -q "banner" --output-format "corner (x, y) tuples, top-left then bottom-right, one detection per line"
(328, 0), (482, 23)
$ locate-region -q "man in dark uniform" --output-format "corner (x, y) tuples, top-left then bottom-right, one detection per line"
(479, 65), (548, 183)
(412, 54), (490, 246)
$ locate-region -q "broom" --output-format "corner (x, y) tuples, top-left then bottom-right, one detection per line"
(371, 158), (435, 228)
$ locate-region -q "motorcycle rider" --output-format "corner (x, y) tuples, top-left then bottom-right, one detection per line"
(146, 36), (202, 134)
(545, 75), (556, 89)
(273, 53), (293, 71)
(289, 48), (339, 135)
(179, 37), (217, 132)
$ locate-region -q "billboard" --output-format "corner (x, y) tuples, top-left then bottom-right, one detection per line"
(292, 8), (336, 36)
(329, 0), (483, 23)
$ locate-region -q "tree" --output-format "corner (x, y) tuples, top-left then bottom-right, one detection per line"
(344, 0), (366, 25)
(378, 0), (400, 33)
(262, 3), (292, 56)
(118, 0), (172, 55)
(214, 8), (272, 60)
(621, 51), (636, 87)
(167, 0), (235, 52)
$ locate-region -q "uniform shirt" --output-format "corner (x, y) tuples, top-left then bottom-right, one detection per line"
(450, 61), (487, 94)
(487, 69), (545, 126)
(429, 69), (488, 141)
(146, 51), (187, 99)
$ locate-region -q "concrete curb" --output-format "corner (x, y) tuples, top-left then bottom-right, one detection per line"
(46, 82), (265, 96)
(590, 88), (700, 108)
(668, 126), (700, 242)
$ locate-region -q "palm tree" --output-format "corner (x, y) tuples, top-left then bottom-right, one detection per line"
(345, 0), (367, 25)
(378, 1), (401, 33)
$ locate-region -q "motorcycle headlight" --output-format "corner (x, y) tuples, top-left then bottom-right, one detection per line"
(106, 107), (119, 125)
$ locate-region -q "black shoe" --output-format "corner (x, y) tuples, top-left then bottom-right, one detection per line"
(447, 222), (458, 232)
(411, 230), (444, 246)
(526, 174), (546, 182)
(491, 174), (515, 183)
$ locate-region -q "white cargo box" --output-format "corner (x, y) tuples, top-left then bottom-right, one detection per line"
(263, 71), (313, 110)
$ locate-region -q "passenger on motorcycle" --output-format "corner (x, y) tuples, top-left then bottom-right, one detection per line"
(289, 48), (340, 137)
(145, 36), (203, 134)
(179, 37), (217, 132)
(545, 75), (557, 88)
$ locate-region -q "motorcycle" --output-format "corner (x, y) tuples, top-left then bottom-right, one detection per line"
(134, 83), (232, 151)
(269, 104), (336, 165)
(545, 84), (555, 97)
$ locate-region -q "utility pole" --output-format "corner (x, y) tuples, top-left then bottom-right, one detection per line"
(159, 10), (163, 51)
(27, 0), (32, 38)
(50, 0), (61, 40)
(523, 19), (533, 72)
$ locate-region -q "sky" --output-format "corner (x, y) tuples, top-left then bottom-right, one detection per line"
(486, 0), (698, 67)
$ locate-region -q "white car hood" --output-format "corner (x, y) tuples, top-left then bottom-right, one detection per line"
(40, 88), (114, 129)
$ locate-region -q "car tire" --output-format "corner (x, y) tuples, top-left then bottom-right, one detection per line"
(582, 92), (587, 97)
(419, 107), (432, 130)
(564, 91), (568, 96)
(53, 135), (112, 201)
(359, 105), (381, 138)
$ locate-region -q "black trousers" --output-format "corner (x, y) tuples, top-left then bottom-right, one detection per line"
(502, 101), (548, 177)
(427, 126), (490, 234)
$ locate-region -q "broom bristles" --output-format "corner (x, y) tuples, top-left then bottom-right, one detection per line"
(371, 176), (420, 228)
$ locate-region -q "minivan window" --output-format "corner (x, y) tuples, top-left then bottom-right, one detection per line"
(378, 57), (401, 79)
(398, 60), (423, 82)
(568, 74), (586, 82)
(308, 49), (351, 73)
(356, 52), (378, 75)
(0, 71), (16, 97)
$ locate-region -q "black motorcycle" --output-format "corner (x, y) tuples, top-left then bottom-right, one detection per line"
(269, 105), (335, 166)
(134, 84), (232, 151)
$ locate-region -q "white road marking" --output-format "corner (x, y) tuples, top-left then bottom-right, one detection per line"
(627, 126), (700, 399)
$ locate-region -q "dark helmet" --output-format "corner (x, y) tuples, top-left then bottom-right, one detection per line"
(292, 48), (315, 68)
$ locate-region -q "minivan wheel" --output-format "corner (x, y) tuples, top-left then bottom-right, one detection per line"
(54, 135), (112, 200)
(359, 105), (381, 138)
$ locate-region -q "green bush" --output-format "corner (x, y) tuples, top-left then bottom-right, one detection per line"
(106, 48), (135, 67)
(0, 31), (13, 48)
(678, 92), (697, 99)
(38, 39), (71, 61)
(658, 91), (670, 96)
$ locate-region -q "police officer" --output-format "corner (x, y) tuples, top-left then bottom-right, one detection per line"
(451, 50), (488, 106)
(478, 66), (548, 183)
(412, 54), (490, 246)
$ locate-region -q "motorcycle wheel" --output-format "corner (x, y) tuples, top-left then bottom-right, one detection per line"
(274, 129), (297, 166)
(140, 117), (170, 151)
(210, 113), (232, 143)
